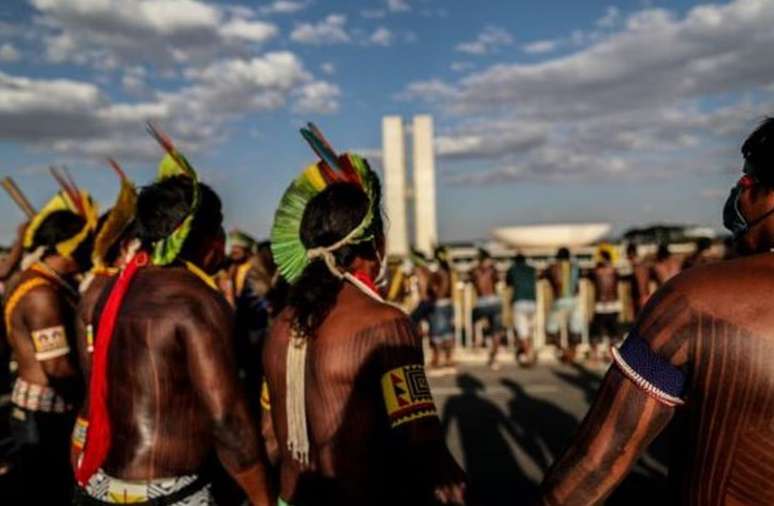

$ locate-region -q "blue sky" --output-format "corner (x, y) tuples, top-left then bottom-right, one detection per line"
(0, 0), (772, 243)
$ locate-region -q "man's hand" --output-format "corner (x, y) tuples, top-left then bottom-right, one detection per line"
(431, 449), (468, 504)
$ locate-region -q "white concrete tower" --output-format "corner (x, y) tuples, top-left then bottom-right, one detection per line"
(412, 115), (438, 256)
(382, 116), (409, 256)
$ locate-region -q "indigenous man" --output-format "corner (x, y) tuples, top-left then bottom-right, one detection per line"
(505, 253), (537, 367)
(74, 131), (273, 505)
(651, 243), (681, 287)
(222, 230), (271, 398)
(538, 117), (774, 505)
(589, 250), (621, 361)
(264, 124), (467, 505)
(4, 187), (98, 504)
(544, 247), (583, 362)
(625, 243), (652, 317)
(428, 247), (455, 370)
(471, 249), (505, 369)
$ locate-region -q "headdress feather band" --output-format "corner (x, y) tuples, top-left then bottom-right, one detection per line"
(23, 168), (99, 259)
(91, 159), (137, 270)
(271, 123), (379, 284)
(146, 123), (201, 266)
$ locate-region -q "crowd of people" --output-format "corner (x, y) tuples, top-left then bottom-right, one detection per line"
(397, 234), (730, 372)
(0, 117), (772, 505)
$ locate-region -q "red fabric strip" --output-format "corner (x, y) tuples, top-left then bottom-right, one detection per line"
(353, 271), (379, 297)
(76, 252), (148, 485)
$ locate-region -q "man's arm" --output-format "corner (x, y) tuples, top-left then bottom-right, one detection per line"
(182, 290), (274, 506)
(22, 286), (80, 396)
(372, 314), (468, 504)
(538, 285), (694, 505)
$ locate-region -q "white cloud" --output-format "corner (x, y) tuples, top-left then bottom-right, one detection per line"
(0, 50), (334, 159)
(0, 43), (19, 62)
(121, 66), (148, 95)
(597, 6), (621, 28)
(456, 26), (512, 55)
(260, 1), (309, 15)
(369, 27), (393, 46)
(291, 14), (350, 45)
(450, 61), (474, 72)
(292, 81), (340, 114)
(387, 0), (411, 13)
(361, 9), (386, 19)
(30, 0), (278, 68)
(401, 0), (774, 184)
(220, 19), (278, 43)
(522, 39), (558, 54)
(320, 62), (335, 75)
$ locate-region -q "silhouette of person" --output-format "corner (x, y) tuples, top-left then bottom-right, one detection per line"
(441, 373), (529, 505)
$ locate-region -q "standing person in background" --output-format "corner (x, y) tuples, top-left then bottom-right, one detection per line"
(589, 250), (621, 362)
(544, 247), (583, 363)
(4, 189), (97, 504)
(652, 243), (681, 287)
(625, 243), (652, 317)
(471, 249), (506, 370)
(506, 254), (537, 367)
(409, 250), (435, 328)
(428, 247), (455, 371)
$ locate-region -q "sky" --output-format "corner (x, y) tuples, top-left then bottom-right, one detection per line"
(0, 0), (772, 244)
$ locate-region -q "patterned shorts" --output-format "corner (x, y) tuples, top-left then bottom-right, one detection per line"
(83, 468), (214, 505)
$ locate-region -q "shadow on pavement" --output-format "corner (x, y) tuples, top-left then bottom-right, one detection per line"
(441, 373), (534, 506)
(442, 365), (677, 505)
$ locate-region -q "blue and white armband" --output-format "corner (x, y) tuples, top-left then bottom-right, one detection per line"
(611, 332), (686, 407)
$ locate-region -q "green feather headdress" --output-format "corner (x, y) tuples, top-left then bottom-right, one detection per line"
(271, 123), (379, 284)
(146, 123), (201, 266)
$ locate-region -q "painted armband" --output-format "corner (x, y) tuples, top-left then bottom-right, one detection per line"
(381, 364), (438, 428)
(31, 325), (70, 361)
(612, 331), (686, 407)
(72, 416), (88, 451)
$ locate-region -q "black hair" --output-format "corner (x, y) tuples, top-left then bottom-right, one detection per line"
(657, 243), (670, 261)
(434, 246), (450, 271)
(478, 248), (491, 261)
(556, 247), (570, 260)
(32, 210), (93, 269)
(626, 243), (637, 256)
(32, 210), (85, 254)
(600, 250), (612, 262)
(287, 177), (384, 337)
(134, 176), (223, 260)
(513, 253), (526, 264)
(696, 237), (712, 252)
(742, 117), (774, 186)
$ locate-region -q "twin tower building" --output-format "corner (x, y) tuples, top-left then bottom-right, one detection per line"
(382, 115), (439, 259)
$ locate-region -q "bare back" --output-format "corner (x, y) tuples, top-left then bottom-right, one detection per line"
(592, 264), (618, 303)
(94, 266), (260, 482)
(472, 263), (498, 297)
(264, 283), (453, 505)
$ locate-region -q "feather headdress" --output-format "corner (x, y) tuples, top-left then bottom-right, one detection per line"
(146, 123), (201, 266)
(23, 167), (99, 258)
(271, 123), (379, 284)
(91, 159), (137, 270)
